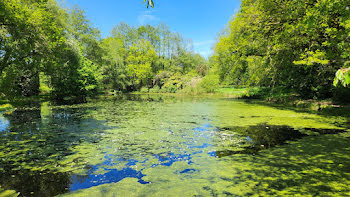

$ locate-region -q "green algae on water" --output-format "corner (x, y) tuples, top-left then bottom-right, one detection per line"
(1, 94), (350, 196)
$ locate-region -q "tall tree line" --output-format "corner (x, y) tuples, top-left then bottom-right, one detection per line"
(101, 23), (205, 91)
(0, 0), (208, 100)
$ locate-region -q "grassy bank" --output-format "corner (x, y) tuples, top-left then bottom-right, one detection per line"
(216, 86), (350, 111)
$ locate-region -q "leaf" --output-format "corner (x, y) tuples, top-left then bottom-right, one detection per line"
(344, 72), (350, 86)
(143, 0), (154, 8)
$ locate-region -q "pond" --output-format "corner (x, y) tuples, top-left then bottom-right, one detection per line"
(1, 94), (350, 196)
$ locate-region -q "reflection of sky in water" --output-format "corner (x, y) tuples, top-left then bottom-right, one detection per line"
(69, 124), (215, 191)
(0, 115), (9, 132)
(70, 167), (148, 191)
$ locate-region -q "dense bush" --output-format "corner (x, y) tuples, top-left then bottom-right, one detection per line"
(140, 87), (149, 93)
(149, 85), (161, 93)
(199, 74), (220, 93)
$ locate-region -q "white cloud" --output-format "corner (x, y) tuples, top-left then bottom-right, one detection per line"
(138, 11), (160, 25)
(194, 40), (215, 58)
(196, 49), (213, 59)
(193, 40), (215, 47)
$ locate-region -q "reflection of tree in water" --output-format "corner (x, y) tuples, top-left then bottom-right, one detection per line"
(0, 170), (71, 197)
(0, 102), (109, 196)
(215, 123), (346, 157)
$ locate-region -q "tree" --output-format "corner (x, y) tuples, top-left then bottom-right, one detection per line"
(0, 0), (102, 100)
(68, 6), (102, 65)
(213, 0), (350, 99)
(100, 37), (129, 91)
(0, 0), (66, 97)
(47, 4), (102, 101)
(1, 0), (207, 98)
(126, 40), (157, 88)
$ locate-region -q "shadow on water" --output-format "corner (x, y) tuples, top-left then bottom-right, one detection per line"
(0, 103), (112, 197)
(215, 123), (347, 157)
(222, 133), (350, 196)
(244, 99), (350, 129)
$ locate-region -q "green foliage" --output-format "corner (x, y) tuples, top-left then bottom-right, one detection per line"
(153, 71), (172, 88)
(126, 40), (156, 88)
(195, 55), (210, 77)
(78, 57), (101, 95)
(0, 0), (64, 97)
(39, 72), (52, 95)
(149, 85), (160, 93)
(50, 43), (100, 101)
(143, 0), (154, 8)
(332, 85), (350, 103)
(0, 104), (13, 111)
(161, 73), (184, 93)
(0, 186), (18, 197)
(213, 0), (350, 99)
(199, 74), (220, 93)
(102, 23), (207, 93)
(100, 37), (129, 92)
(0, 0), (208, 100)
(0, 65), (22, 98)
(334, 68), (350, 87)
(140, 87), (149, 93)
(0, 0), (102, 101)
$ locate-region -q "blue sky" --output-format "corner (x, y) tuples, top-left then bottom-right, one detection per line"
(63, 0), (241, 58)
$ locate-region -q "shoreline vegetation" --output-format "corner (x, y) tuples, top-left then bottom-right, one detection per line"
(1, 85), (350, 112)
(128, 85), (350, 111)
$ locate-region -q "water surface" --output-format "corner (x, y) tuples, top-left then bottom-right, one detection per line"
(1, 94), (350, 196)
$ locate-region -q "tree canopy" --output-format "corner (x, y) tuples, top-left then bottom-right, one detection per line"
(212, 0), (350, 99)
(2, 0), (349, 101)
(0, 0), (209, 100)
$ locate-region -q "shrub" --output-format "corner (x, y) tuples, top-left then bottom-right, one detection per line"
(199, 74), (220, 93)
(162, 73), (183, 92)
(140, 87), (149, 93)
(166, 84), (177, 93)
(149, 85), (160, 93)
(159, 87), (167, 93)
(153, 71), (172, 88)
